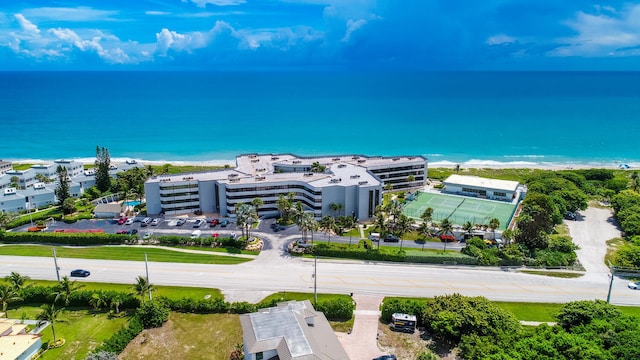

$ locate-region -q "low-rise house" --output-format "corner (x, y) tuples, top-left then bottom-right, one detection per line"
(240, 300), (349, 360)
(0, 188), (26, 213)
(0, 160), (12, 175)
(20, 183), (55, 209)
(442, 174), (524, 202)
(3, 169), (37, 190)
(0, 318), (42, 360)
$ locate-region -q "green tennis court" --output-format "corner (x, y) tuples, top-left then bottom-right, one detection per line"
(403, 192), (516, 230)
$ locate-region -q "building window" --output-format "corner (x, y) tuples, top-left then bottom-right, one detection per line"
(494, 191), (506, 197)
(256, 352), (263, 360)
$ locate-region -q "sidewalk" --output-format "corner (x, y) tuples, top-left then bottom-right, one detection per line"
(336, 294), (386, 360)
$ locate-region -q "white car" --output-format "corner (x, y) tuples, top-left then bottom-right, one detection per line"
(628, 281), (640, 290)
(151, 218), (161, 226)
(143, 232), (153, 240)
(124, 218), (134, 225)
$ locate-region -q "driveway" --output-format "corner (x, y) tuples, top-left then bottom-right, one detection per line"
(336, 294), (386, 360)
(566, 206), (621, 281)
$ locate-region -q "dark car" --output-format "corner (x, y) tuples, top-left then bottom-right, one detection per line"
(210, 219), (219, 227)
(116, 229), (128, 234)
(193, 219), (205, 228)
(220, 220), (229, 227)
(383, 234), (399, 242)
(126, 229), (138, 235)
(70, 269), (90, 277)
(373, 356), (397, 360)
(564, 211), (577, 221)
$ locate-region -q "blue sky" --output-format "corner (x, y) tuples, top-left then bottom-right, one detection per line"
(1, 0), (640, 70)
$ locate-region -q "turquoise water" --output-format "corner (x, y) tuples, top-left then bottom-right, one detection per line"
(125, 201), (141, 207)
(1, 71), (639, 166)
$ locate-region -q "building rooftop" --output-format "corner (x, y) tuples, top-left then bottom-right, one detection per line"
(444, 174), (520, 192)
(0, 319), (42, 360)
(240, 300), (349, 360)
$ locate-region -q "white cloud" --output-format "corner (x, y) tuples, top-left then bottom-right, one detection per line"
(14, 14), (40, 33)
(486, 34), (516, 45)
(4, 14), (150, 64)
(155, 21), (235, 55)
(341, 18), (367, 42)
(145, 11), (172, 16)
(184, 0), (246, 8)
(21, 7), (119, 22)
(551, 4), (640, 57)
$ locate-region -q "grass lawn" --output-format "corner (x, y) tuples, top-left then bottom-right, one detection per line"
(119, 313), (242, 360)
(11, 305), (130, 360)
(0, 245), (252, 265)
(605, 237), (626, 265)
(26, 280), (224, 300)
(173, 245), (259, 256)
(518, 270), (584, 279)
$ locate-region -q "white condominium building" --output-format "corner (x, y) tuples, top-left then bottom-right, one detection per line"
(145, 154), (427, 219)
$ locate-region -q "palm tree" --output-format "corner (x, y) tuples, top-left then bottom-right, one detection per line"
(396, 214), (414, 252)
(110, 294), (123, 315)
(329, 203), (344, 218)
(277, 194), (292, 223)
(373, 206), (387, 250)
(454, 164), (461, 174)
(0, 211), (16, 229)
(291, 202), (305, 227)
(417, 221), (430, 251)
(340, 216), (356, 247)
(0, 284), (22, 318)
(438, 218), (455, 253)
(462, 221), (474, 240)
(4, 271), (31, 292)
(133, 275), (153, 301)
(37, 303), (63, 344)
(235, 203), (252, 238)
(319, 215), (336, 244)
(54, 276), (84, 306)
(489, 218), (501, 241)
(89, 292), (107, 312)
(251, 198), (264, 218)
(298, 212), (316, 244)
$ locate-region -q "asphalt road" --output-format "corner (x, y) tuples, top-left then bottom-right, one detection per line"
(2, 208), (638, 305)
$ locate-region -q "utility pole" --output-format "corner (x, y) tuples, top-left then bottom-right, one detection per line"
(313, 255), (317, 305)
(52, 248), (60, 281)
(145, 253), (152, 301)
(607, 261), (615, 304)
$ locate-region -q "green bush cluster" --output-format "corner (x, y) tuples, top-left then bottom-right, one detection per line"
(380, 298), (427, 326)
(311, 243), (477, 265)
(137, 300), (170, 328)
(314, 297), (355, 321)
(6, 211), (62, 228)
(62, 213), (94, 223)
(156, 235), (244, 249)
(0, 232), (131, 245)
(611, 190), (640, 268)
(462, 236), (578, 267)
(20, 285), (140, 309)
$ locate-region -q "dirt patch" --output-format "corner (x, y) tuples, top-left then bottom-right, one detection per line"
(376, 322), (455, 360)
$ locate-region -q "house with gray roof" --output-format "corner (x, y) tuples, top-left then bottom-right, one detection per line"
(240, 300), (349, 360)
(0, 188), (26, 213)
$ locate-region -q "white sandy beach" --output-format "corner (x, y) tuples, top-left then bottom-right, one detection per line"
(8, 157), (635, 171)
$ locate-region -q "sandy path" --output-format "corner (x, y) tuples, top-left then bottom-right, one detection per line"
(566, 207), (621, 281)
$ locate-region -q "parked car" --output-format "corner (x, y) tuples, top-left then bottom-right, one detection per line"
(564, 211), (577, 221)
(368, 232), (381, 242)
(629, 281), (640, 290)
(116, 229), (128, 234)
(190, 230), (202, 239)
(176, 219), (187, 226)
(210, 219), (219, 227)
(383, 234), (399, 242)
(220, 220), (229, 227)
(126, 229), (138, 235)
(70, 269), (90, 277)
(440, 234), (456, 242)
(140, 217), (152, 226)
(124, 218), (134, 225)
(143, 232), (153, 240)
(193, 219), (205, 228)
(373, 356), (397, 360)
(151, 218), (161, 226)
(118, 217), (128, 225)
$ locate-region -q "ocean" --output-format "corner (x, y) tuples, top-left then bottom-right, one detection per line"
(1, 71), (639, 167)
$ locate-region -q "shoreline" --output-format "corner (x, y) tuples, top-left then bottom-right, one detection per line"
(6, 156), (636, 171)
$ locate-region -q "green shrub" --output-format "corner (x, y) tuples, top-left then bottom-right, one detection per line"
(161, 296), (230, 314)
(380, 298), (427, 326)
(137, 300), (170, 328)
(229, 301), (258, 314)
(315, 297), (354, 321)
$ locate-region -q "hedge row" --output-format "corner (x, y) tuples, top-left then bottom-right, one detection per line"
(6, 211), (62, 228)
(380, 297), (427, 326)
(94, 314), (144, 354)
(0, 232), (133, 245)
(20, 286), (141, 309)
(156, 235), (244, 249)
(311, 243), (477, 265)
